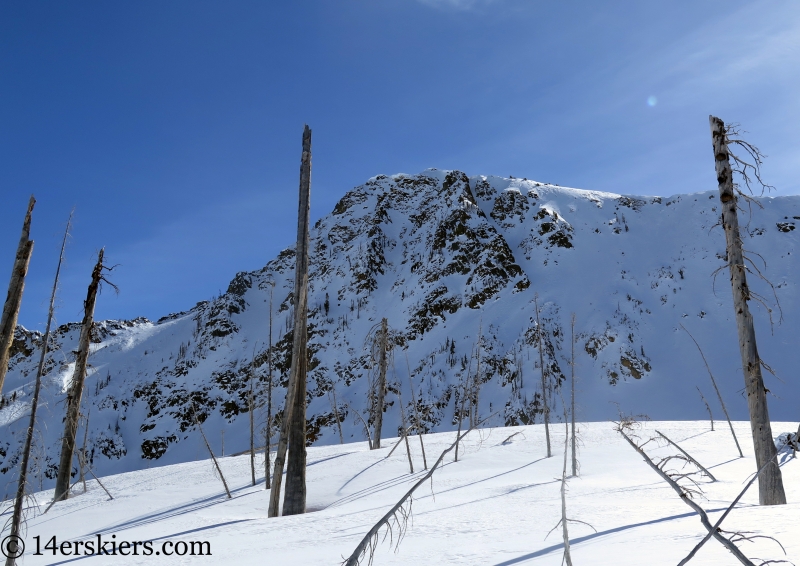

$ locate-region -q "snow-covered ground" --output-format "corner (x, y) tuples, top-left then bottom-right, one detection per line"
(9, 420), (799, 565)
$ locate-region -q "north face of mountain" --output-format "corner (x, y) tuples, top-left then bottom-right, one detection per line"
(1, 169), (798, 497)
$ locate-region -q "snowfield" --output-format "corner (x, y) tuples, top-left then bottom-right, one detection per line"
(11, 420), (799, 565)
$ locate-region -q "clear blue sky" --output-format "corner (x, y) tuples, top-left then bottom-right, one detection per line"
(2, 0), (799, 330)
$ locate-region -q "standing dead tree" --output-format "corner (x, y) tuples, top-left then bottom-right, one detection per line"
(0, 195), (35, 396)
(269, 125), (312, 518)
(395, 385), (414, 474)
(54, 248), (116, 502)
(365, 318), (389, 449)
(5, 211), (68, 566)
(681, 324), (742, 457)
(570, 313), (577, 476)
(454, 344), (474, 463)
(546, 395), (594, 566)
(343, 412), (499, 566)
(404, 351), (427, 469)
(470, 319), (482, 429)
(193, 409), (232, 499)
(249, 343), (258, 487)
(534, 294), (552, 458)
(264, 278), (275, 490)
(696, 386), (714, 431)
(329, 384), (344, 444)
(709, 115), (785, 505)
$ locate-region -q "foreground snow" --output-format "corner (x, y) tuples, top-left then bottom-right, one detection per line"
(11, 420), (799, 565)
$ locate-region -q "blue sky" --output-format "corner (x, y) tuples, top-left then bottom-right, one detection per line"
(2, 0), (799, 329)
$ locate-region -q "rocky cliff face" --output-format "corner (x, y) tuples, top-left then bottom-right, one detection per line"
(1, 169), (798, 497)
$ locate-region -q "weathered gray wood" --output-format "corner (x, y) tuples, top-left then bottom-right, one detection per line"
(373, 318), (388, 449)
(561, 419), (573, 566)
(619, 430), (754, 565)
(343, 412), (498, 566)
(570, 313), (577, 476)
(535, 294), (551, 458)
(249, 344), (257, 487)
(655, 430), (716, 481)
(404, 351), (427, 469)
(5, 211), (69, 566)
(269, 125), (312, 517)
(678, 437), (790, 565)
(329, 386), (344, 444)
(265, 280), (274, 490)
(0, 195), (35, 396)
(194, 410), (232, 499)
(471, 320), (482, 428)
(681, 324), (742, 457)
(709, 115), (786, 505)
(54, 248), (105, 502)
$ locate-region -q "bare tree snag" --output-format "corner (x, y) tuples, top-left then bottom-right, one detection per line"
(5, 211), (69, 566)
(619, 430), (753, 565)
(709, 115), (786, 505)
(681, 324), (742, 457)
(404, 351), (427, 469)
(655, 430), (716, 482)
(570, 313), (577, 476)
(471, 319), (482, 428)
(343, 412), (498, 566)
(329, 385), (344, 444)
(454, 346), (473, 463)
(249, 343), (257, 487)
(0, 195), (35, 396)
(696, 386), (714, 431)
(373, 318), (388, 449)
(269, 125), (312, 518)
(55, 248), (109, 502)
(535, 294), (551, 458)
(679, 437), (791, 565)
(265, 279), (275, 490)
(560, 418), (573, 566)
(348, 403), (373, 449)
(194, 409), (232, 499)
(397, 388), (414, 474)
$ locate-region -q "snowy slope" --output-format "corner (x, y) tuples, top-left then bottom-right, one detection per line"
(1, 169), (799, 498)
(10, 421), (800, 565)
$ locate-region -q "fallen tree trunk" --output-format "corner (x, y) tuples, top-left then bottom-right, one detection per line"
(619, 430), (753, 565)
(343, 412), (498, 566)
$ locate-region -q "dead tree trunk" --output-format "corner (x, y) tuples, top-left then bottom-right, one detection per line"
(269, 125), (312, 517)
(265, 280), (274, 490)
(0, 195), (35, 396)
(709, 115), (786, 505)
(535, 294), (551, 458)
(396, 391), (414, 474)
(405, 352), (427, 469)
(372, 318), (388, 449)
(570, 313), (577, 476)
(329, 386), (344, 444)
(5, 212), (69, 566)
(194, 410), (232, 499)
(471, 320), (482, 428)
(249, 345), (257, 487)
(682, 324), (742, 457)
(560, 418), (573, 566)
(54, 248), (105, 502)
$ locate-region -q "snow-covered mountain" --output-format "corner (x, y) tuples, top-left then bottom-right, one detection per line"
(1, 169), (798, 497)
